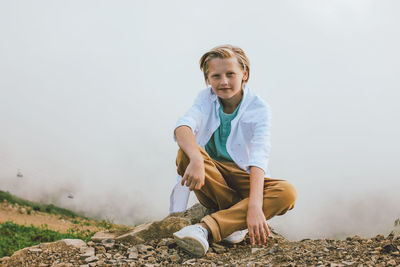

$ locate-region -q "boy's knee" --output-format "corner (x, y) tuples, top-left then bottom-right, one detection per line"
(280, 181), (297, 210)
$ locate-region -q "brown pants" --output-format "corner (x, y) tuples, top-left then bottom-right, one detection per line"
(176, 147), (297, 242)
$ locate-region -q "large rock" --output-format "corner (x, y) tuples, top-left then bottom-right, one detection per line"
(116, 217), (190, 244)
(113, 203), (283, 244)
(169, 203), (211, 224)
(115, 204), (209, 244)
(61, 239), (87, 249)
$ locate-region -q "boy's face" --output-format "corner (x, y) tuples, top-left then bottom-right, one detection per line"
(206, 57), (248, 101)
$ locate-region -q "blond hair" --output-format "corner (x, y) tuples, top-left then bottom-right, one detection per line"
(199, 44), (250, 84)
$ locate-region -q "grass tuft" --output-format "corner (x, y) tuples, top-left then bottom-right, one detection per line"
(0, 221), (95, 257)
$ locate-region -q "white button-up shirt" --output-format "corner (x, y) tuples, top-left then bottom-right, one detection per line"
(170, 85), (272, 213)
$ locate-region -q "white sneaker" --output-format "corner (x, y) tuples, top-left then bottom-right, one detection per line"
(173, 225), (209, 257)
(223, 229), (248, 244)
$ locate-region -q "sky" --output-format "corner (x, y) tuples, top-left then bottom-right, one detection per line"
(0, 0), (399, 240)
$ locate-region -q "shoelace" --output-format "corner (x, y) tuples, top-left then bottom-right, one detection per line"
(194, 225), (208, 238)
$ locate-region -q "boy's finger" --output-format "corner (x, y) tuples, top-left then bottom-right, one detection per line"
(181, 174), (188, 186)
(264, 221), (270, 237)
(186, 178), (194, 189)
(189, 180), (197, 191)
(254, 227), (260, 245)
(248, 227), (255, 245)
(258, 227), (263, 245)
(194, 182), (202, 190)
(261, 226), (266, 243)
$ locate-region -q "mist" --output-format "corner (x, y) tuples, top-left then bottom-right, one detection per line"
(1, 0), (399, 240)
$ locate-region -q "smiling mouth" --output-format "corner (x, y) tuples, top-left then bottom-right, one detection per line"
(218, 88), (231, 90)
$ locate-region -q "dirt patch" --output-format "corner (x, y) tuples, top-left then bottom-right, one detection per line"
(0, 200), (101, 233)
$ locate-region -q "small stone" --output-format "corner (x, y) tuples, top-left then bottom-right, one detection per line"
(157, 238), (169, 247)
(80, 247), (95, 260)
(387, 259), (396, 266)
(128, 252), (138, 259)
(382, 244), (397, 253)
(61, 239), (87, 249)
(205, 252), (216, 258)
(113, 253), (123, 259)
(251, 248), (263, 254)
(137, 244), (153, 253)
(167, 239), (177, 248)
(147, 256), (156, 262)
(95, 246), (106, 255)
(84, 256), (99, 263)
(183, 259), (197, 265)
(169, 254), (180, 262)
(101, 238), (115, 249)
(211, 243), (226, 253)
(28, 248), (43, 253)
(127, 246), (138, 253)
(143, 251), (155, 258)
(268, 245), (279, 254)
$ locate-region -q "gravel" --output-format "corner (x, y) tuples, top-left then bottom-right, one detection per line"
(2, 233), (400, 266)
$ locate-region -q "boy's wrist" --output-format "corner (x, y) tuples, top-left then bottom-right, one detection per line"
(248, 201), (262, 210)
(189, 153), (203, 164)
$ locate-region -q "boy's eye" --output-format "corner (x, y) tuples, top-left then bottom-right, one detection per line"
(227, 72), (235, 77)
(212, 75), (220, 79)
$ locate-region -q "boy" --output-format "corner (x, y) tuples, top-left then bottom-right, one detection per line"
(172, 45), (297, 257)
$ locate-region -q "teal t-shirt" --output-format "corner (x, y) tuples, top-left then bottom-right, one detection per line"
(205, 99), (241, 162)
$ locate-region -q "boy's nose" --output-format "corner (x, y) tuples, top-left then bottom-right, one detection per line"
(221, 76), (229, 85)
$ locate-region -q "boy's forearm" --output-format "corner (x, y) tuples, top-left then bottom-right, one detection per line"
(174, 126), (202, 162)
(248, 166), (265, 209)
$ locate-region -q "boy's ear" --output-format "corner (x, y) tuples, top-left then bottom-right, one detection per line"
(243, 70), (249, 81)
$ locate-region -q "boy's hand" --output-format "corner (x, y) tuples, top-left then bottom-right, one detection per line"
(247, 206), (270, 245)
(181, 158), (205, 191)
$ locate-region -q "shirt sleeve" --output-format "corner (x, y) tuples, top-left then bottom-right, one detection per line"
(173, 91), (204, 141)
(247, 103), (271, 174)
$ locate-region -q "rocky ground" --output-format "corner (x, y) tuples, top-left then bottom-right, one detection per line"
(1, 204), (400, 267)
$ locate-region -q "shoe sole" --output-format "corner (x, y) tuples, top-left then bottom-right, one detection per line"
(173, 233), (207, 257)
(222, 230), (248, 244)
